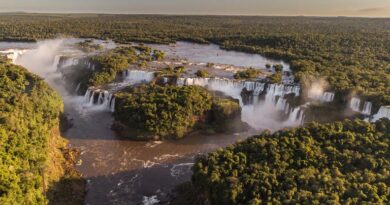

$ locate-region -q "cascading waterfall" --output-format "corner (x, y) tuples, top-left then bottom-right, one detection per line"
(285, 107), (304, 126)
(178, 77), (304, 130)
(123, 70), (155, 83)
(0, 49), (27, 63)
(321, 92), (335, 102)
(178, 78), (249, 100)
(75, 82), (81, 93)
(53, 55), (61, 68)
(253, 82), (265, 96)
(83, 88), (115, 112)
(79, 70), (156, 112)
(308, 91), (335, 102)
(372, 106), (390, 122)
(59, 57), (79, 68)
(350, 97), (372, 115)
(350, 97), (361, 112)
(362, 102), (372, 115)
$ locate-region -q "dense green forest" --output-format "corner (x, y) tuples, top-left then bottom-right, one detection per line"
(0, 60), (84, 204)
(113, 84), (245, 139)
(174, 119), (390, 205)
(0, 14), (389, 105)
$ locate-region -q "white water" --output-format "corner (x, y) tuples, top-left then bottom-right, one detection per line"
(350, 97), (372, 116)
(372, 106), (390, 122)
(350, 97), (361, 112)
(308, 90), (335, 102)
(143, 195), (160, 205)
(83, 89), (116, 112)
(0, 49), (28, 63)
(362, 101), (373, 116)
(123, 70), (155, 84)
(179, 77), (303, 130)
(80, 70), (156, 112)
(3, 39), (390, 205)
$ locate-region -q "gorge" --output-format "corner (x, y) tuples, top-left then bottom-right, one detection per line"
(1, 38), (389, 205)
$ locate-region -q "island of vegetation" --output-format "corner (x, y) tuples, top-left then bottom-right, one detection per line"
(233, 68), (262, 80)
(76, 39), (103, 52)
(113, 84), (247, 140)
(171, 119), (390, 205)
(0, 59), (85, 204)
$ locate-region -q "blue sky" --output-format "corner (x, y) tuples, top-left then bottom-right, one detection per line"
(1, 0), (389, 17)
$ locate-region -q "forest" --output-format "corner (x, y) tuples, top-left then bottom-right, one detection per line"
(0, 14), (389, 106)
(113, 84), (245, 139)
(0, 60), (84, 204)
(0, 14), (390, 204)
(173, 119), (390, 205)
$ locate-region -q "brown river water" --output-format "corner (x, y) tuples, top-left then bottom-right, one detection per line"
(1, 39), (289, 205)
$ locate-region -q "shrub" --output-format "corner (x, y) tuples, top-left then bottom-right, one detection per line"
(195, 70), (210, 78)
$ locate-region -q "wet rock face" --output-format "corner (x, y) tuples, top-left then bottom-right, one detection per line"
(208, 97), (249, 133)
(240, 88), (254, 105)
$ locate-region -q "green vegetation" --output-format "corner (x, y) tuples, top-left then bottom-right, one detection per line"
(188, 119), (390, 204)
(273, 64), (283, 73)
(61, 45), (161, 93)
(76, 39), (103, 52)
(234, 68), (261, 80)
(152, 49), (165, 61)
(113, 84), (245, 139)
(155, 66), (186, 78)
(87, 46), (139, 86)
(268, 73), (282, 84)
(0, 61), (84, 204)
(195, 69), (210, 78)
(1, 14), (388, 104)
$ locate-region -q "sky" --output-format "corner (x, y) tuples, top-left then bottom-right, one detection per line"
(1, 0), (390, 17)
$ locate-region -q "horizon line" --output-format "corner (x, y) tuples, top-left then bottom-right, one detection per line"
(1, 11), (390, 19)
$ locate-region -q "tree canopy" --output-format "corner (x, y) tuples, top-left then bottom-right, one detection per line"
(191, 119), (390, 205)
(113, 84), (244, 139)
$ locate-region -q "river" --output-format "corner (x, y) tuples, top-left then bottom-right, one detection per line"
(1, 39), (294, 205)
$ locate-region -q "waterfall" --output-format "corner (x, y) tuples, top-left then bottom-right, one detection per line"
(178, 77), (304, 130)
(110, 97), (116, 113)
(285, 107), (304, 126)
(309, 91), (335, 102)
(372, 106), (390, 122)
(52, 55), (61, 68)
(275, 97), (288, 112)
(321, 92), (335, 102)
(75, 82), (81, 93)
(253, 82), (265, 96)
(59, 57), (78, 68)
(350, 97), (361, 112)
(362, 102), (372, 115)
(123, 70), (155, 84)
(266, 84), (300, 97)
(83, 88), (115, 112)
(350, 97), (372, 115)
(179, 78), (297, 100)
(0, 49), (27, 63)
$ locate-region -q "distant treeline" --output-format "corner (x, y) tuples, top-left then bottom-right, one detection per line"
(0, 14), (389, 105)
